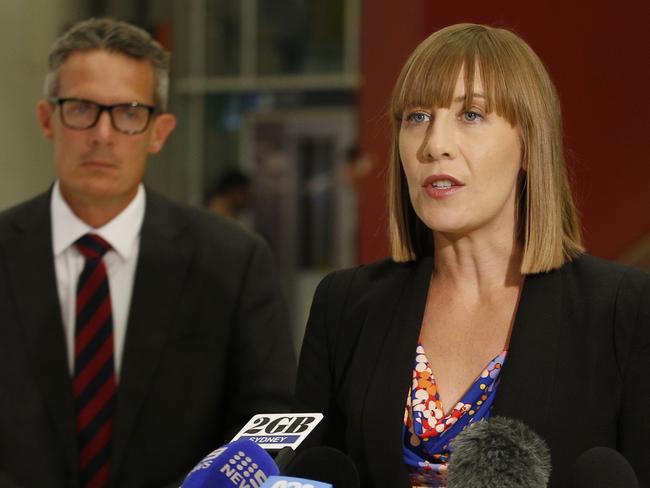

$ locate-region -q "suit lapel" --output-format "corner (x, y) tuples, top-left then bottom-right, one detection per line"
(355, 258), (432, 487)
(111, 192), (193, 475)
(2, 193), (77, 471)
(492, 268), (563, 431)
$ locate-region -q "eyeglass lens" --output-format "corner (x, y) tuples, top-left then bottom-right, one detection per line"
(60, 99), (151, 133)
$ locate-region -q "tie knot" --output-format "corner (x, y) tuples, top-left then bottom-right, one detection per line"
(75, 233), (112, 260)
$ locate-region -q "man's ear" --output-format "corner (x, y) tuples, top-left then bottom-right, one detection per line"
(36, 100), (55, 139)
(147, 113), (176, 154)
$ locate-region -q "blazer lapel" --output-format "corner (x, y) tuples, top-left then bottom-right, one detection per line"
(2, 193), (77, 471)
(355, 257), (433, 487)
(111, 192), (193, 475)
(492, 268), (563, 432)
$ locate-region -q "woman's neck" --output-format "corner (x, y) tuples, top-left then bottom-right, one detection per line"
(431, 230), (524, 297)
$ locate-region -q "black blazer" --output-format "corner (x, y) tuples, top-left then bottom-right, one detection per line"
(0, 190), (296, 488)
(295, 255), (650, 487)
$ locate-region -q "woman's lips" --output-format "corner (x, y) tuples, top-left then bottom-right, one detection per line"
(422, 174), (464, 199)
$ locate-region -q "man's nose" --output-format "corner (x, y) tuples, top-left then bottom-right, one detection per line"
(90, 109), (115, 142)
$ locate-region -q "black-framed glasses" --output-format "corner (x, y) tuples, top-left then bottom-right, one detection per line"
(50, 98), (157, 135)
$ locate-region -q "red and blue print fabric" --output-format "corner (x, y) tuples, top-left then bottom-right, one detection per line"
(403, 343), (507, 487)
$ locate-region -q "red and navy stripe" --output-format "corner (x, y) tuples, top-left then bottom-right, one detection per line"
(74, 234), (116, 488)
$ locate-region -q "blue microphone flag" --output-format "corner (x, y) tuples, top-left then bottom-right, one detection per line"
(182, 438), (279, 488)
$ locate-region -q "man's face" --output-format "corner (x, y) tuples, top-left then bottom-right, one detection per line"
(37, 49), (175, 211)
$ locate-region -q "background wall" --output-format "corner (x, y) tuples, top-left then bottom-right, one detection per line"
(0, 1), (87, 210)
(1, 1), (647, 266)
(357, 0), (650, 263)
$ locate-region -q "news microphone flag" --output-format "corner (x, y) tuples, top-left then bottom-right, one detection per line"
(181, 438), (279, 488)
(232, 413), (324, 450)
(261, 476), (332, 488)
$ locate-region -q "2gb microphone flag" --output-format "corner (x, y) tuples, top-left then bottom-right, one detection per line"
(232, 413), (324, 450)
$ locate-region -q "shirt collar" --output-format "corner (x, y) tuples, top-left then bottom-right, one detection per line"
(51, 180), (146, 259)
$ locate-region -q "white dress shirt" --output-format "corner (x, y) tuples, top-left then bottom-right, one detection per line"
(51, 181), (145, 380)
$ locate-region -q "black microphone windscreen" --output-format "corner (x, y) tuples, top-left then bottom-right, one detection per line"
(284, 446), (360, 488)
(570, 446), (638, 488)
(272, 446), (295, 472)
(447, 417), (551, 488)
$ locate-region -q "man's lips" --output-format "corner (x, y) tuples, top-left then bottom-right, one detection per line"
(82, 159), (116, 168)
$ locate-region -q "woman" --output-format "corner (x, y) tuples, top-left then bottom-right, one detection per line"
(295, 24), (649, 487)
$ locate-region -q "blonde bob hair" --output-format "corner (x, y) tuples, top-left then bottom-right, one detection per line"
(389, 23), (583, 274)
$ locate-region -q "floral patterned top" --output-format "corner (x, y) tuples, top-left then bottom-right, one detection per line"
(403, 343), (507, 487)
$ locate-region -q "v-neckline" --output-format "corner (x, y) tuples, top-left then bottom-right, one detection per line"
(414, 342), (507, 418)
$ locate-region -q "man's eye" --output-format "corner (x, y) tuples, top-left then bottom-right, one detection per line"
(70, 103), (92, 114)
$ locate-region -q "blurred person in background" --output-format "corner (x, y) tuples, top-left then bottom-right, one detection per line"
(295, 23), (649, 487)
(0, 18), (295, 488)
(203, 169), (253, 221)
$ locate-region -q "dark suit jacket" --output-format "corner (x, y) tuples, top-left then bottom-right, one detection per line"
(0, 189), (296, 488)
(295, 255), (650, 487)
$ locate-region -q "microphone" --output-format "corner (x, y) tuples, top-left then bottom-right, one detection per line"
(184, 413), (357, 488)
(570, 446), (639, 488)
(282, 446), (360, 488)
(260, 447), (360, 488)
(446, 416), (551, 488)
(181, 438), (279, 488)
(230, 413), (326, 473)
(261, 476), (332, 488)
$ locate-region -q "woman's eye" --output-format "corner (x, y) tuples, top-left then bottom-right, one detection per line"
(462, 111), (483, 122)
(405, 112), (430, 124)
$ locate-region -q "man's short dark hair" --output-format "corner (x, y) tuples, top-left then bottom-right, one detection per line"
(44, 18), (171, 111)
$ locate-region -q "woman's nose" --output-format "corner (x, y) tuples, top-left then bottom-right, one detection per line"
(420, 114), (456, 162)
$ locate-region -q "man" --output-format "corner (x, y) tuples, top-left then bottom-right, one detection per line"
(0, 18), (295, 488)
(204, 170), (253, 221)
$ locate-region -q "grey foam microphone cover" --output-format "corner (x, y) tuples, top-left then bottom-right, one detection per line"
(447, 417), (551, 488)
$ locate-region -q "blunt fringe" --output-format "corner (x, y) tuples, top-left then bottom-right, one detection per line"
(388, 23), (584, 273)
(44, 17), (171, 111)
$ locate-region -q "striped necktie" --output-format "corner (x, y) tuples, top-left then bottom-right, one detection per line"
(73, 234), (117, 488)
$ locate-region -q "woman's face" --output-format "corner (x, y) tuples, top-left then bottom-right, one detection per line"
(399, 70), (523, 240)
